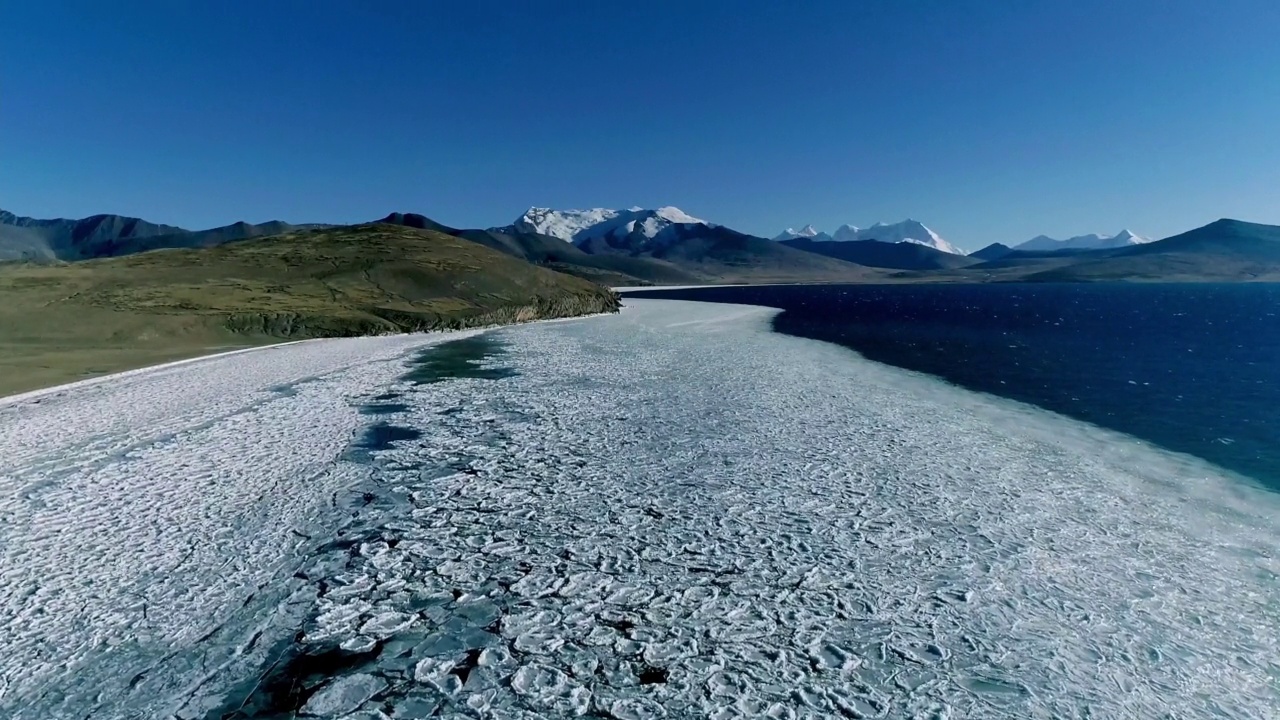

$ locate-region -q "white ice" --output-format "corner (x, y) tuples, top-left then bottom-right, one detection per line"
(0, 331), (477, 718)
(1, 299), (1278, 719)
(274, 300), (1280, 718)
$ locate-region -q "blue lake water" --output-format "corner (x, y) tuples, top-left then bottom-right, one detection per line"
(624, 283), (1280, 489)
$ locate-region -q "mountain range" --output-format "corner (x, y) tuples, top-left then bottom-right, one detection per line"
(6, 204), (1278, 403)
(379, 212), (702, 286)
(0, 210), (329, 261)
(773, 220), (964, 255)
(499, 207), (875, 282)
(491, 208), (970, 276)
(1014, 229), (1152, 252)
(506, 206), (705, 248)
(4, 205), (1280, 284)
(778, 237), (979, 271)
(1024, 219), (1280, 282)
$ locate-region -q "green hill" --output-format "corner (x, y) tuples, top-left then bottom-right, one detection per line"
(0, 223), (619, 397)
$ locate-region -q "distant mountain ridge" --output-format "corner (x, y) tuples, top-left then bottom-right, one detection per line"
(775, 219), (964, 254)
(491, 206), (877, 282)
(506, 207), (707, 247)
(779, 237), (978, 271)
(8, 206), (1279, 284)
(377, 212), (702, 286)
(969, 243), (1015, 261)
(1015, 229), (1150, 252)
(0, 209), (327, 261)
(773, 225), (833, 242)
(1023, 219), (1280, 282)
(1, 206), (873, 285)
(0, 210), (185, 260)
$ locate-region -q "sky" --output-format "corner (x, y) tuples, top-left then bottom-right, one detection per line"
(2, 0), (1279, 251)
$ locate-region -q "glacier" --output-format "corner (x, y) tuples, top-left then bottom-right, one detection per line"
(0, 300), (1277, 718)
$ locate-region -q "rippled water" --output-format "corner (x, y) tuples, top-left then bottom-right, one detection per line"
(625, 283), (1280, 488)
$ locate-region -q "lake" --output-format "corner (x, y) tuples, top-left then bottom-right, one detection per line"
(623, 283), (1280, 489)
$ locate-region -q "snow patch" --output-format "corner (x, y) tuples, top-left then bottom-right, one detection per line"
(773, 224), (833, 242)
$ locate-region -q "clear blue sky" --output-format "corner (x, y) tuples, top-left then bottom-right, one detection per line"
(3, 1), (1278, 250)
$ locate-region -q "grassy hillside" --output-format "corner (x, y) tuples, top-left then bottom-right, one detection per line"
(0, 223), (619, 397)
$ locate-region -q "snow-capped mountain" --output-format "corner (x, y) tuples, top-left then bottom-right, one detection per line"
(1015, 229), (1151, 252)
(831, 225), (861, 243)
(772, 225), (833, 242)
(775, 220), (964, 255)
(508, 207), (707, 246)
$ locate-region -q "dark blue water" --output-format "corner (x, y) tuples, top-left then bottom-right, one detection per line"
(624, 284), (1280, 488)
(402, 334), (517, 385)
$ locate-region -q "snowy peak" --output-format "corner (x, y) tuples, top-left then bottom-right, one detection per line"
(505, 206), (708, 246)
(652, 206), (703, 225)
(780, 224), (820, 238)
(511, 207), (620, 242)
(773, 225), (834, 242)
(1015, 229), (1151, 252)
(857, 219), (963, 254)
(776, 219), (964, 255)
(831, 224), (861, 243)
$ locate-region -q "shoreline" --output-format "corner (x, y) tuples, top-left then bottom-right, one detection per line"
(2, 298), (1277, 717)
(627, 297), (1272, 494)
(618, 284), (1280, 489)
(0, 309), (617, 406)
(233, 299), (1280, 716)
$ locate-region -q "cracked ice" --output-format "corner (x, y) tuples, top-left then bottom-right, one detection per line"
(1, 300), (1278, 719)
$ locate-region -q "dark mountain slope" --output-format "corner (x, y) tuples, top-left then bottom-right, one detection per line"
(781, 237), (978, 271)
(378, 212), (455, 234)
(96, 220), (331, 258)
(377, 212), (702, 285)
(628, 225), (879, 282)
(0, 209), (328, 260)
(0, 210), (185, 260)
(1026, 219), (1280, 282)
(969, 243), (1015, 261)
(1121, 218), (1280, 258)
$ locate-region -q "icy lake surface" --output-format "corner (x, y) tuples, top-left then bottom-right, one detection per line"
(1, 299), (1278, 718)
